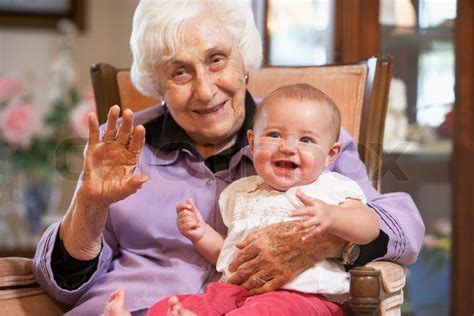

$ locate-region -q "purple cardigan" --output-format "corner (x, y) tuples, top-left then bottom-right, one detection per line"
(33, 104), (424, 315)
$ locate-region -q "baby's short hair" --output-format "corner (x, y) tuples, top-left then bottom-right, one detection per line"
(254, 84), (341, 142)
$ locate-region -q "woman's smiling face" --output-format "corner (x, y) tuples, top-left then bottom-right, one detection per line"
(157, 17), (247, 151)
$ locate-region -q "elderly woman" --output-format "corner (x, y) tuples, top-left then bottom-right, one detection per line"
(33, 0), (424, 315)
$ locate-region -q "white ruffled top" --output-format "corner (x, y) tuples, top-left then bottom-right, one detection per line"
(216, 172), (367, 296)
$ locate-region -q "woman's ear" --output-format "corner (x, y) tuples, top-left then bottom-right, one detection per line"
(247, 129), (255, 154)
(325, 142), (342, 165)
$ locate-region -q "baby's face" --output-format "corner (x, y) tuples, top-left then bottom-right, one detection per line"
(248, 97), (340, 191)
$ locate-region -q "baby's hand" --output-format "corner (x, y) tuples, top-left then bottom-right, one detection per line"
(176, 198), (206, 243)
(290, 189), (334, 241)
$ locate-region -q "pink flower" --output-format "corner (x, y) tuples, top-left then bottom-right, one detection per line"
(70, 99), (97, 138)
(0, 100), (41, 148)
(81, 87), (95, 101)
(0, 75), (22, 103)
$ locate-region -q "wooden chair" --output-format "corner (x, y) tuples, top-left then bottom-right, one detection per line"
(89, 56), (405, 316)
(0, 56), (405, 315)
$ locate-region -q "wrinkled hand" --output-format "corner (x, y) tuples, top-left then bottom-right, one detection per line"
(227, 221), (345, 294)
(176, 198), (206, 243)
(290, 189), (335, 240)
(79, 105), (148, 209)
(61, 105), (148, 260)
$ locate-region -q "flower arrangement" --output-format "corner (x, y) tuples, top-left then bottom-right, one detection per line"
(420, 218), (451, 271)
(0, 20), (98, 235)
(0, 75), (79, 176)
(0, 21), (95, 180)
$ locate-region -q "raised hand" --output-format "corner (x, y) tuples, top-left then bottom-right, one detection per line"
(60, 105), (148, 260)
(80, 105), (148, 209)
(176, 198), (206, 243)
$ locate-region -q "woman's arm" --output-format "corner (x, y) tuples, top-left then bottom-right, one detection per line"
(331, 128), (425, 265)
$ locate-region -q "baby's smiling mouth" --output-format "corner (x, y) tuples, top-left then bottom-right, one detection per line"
(275, 161), (298, 170)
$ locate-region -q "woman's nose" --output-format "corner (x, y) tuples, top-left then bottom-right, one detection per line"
(194, 70), (216, 103)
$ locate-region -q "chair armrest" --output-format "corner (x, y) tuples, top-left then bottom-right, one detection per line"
(349, 261), (405, 316)
(0, 257), (65, 315)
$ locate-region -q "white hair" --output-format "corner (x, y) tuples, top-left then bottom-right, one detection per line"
(130, 0), (263, 98)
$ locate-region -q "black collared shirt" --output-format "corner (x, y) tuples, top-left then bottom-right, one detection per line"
(143, 91), (256, 173)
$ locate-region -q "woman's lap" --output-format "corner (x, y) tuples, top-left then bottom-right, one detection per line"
(147, 282), (343, 316)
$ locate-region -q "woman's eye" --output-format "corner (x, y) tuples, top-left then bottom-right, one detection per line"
(300, 136), (314, 144)
(211, 55), (223, 63)
(209, 55), (227, 70)
(267, 131), (281, 138)
(172, 69), (191, 83)
(173, 69), (186, 77)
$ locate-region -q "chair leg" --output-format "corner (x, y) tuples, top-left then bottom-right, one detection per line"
(349, 266), (381, 316)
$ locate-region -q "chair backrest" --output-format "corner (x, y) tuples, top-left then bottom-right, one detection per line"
(90, 56), (393, 188)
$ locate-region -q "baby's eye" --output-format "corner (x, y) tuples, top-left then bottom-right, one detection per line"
(300, 136), (314, 144)
(267, 131), (281, 138)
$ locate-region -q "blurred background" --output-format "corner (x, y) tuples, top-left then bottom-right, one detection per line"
(0, 0), (471, 315)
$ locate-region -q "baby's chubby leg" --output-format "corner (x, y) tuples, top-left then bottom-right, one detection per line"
(104, 288), (131, 316)
(168, 296), (196, 316)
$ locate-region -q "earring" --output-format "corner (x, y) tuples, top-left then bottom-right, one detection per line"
(245, 74), (249, 84)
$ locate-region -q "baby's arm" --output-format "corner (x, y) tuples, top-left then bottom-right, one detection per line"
(176, 198), (225, 265)
(291, 190), (379, 245)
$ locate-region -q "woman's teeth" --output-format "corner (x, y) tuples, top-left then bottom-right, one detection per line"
(195, 103), (224, 114)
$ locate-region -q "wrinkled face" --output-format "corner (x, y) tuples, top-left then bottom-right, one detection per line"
(156, 17), (247, 149)
(248, 97), (341, 191)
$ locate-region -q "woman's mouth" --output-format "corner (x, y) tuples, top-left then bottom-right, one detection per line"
(194, 102), (226, 116)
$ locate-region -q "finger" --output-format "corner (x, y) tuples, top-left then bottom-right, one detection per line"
(176, 203), (192, 213)
(249, 277), (285, 295)
(186, 198), (203, 220)
(116, 109), (134, 145)
(228, 242), (260, 274)
(302, 228), (323, 241)
(88, 112), (99, 146)
(126, 124), (146, 154)
(177, 210), (198, 223)
(299, 217), (322, 230)
(228, 255), (260, 286)
(178, 217), (199, 231)
(121, 174), (148, 197)
(290, 206), (316, 217)
(103, 105), (120, 141)
(234, 231), (257, 250)
(295, 189), (316, 207)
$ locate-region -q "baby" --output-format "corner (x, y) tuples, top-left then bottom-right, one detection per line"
(106, 84), (379, 316)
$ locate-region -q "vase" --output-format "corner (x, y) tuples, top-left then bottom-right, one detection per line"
(18, 170), (61, 232)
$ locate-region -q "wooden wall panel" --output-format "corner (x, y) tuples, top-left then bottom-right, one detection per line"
(334, 0), (380, 63)
(452, 0), (474, 314)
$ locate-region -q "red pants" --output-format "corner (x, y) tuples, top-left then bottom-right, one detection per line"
(147, 282), (343, 316)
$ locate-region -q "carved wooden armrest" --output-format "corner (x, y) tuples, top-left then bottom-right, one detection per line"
(0, 257), (65, 315)
(349, 261), (406, 316)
